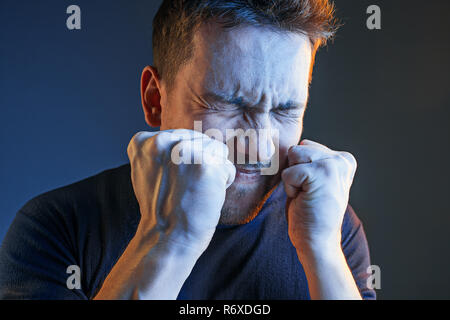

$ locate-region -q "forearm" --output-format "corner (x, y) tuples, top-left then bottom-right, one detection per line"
(297, 243), (362, 300)
(94, 229), (203, 300)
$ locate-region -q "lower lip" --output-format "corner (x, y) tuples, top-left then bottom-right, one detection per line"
(235, 169), (261, 183)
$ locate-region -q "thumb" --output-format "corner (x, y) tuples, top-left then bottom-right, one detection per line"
(224, 160), (237, 189)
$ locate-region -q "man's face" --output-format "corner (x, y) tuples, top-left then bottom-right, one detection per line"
(158, 23), (312, 224)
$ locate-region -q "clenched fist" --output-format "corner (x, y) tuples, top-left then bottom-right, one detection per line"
(127, 129), (236, 254)
(281, 139), (357, 254)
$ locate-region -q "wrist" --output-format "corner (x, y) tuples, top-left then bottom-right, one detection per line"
(94, 220), (210, 300)
(295, 241), (362, 300)
(154, 233), (211, 259)
(129, 230), (207, 300)
(134, 217), (213, 257)
(295, 234), (343, 266)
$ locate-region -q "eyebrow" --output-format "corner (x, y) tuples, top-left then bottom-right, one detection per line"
(202, 91), (305, 110)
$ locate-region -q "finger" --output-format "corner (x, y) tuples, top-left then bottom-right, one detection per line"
(337, 151), (357, 182)
(154, 129), (212, 157)
(172, 134), (230, 164)
(288, 144), (334, 166)
(302, 139), (355, 170)
(129, 129), (195, 153)
(300, 139), (332, 151)
(283, 182), (299, 199)
(223, 159), (237, 188)
(194, 137), (236, 188)
(127, 131), (160, 159)
(201, 136), (230, 161)
(281, 164), (311, 198)
(170, 137), (236, 187)
(338, 151), (357, 169)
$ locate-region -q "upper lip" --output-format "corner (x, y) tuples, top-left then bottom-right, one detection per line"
(235, 166), (261, 174)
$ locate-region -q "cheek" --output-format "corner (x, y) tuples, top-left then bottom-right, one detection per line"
(161, 110), (193, 130)
(161, 95), (200, 130)
(276, 121), (304, 166)
(275, 118), (303, 144)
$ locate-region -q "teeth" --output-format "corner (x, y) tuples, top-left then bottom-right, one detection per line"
(238, 169), (259, 174)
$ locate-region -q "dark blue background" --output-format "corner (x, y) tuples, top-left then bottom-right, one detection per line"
(0, 0), (154, 235)
(1, 0), (450, 299)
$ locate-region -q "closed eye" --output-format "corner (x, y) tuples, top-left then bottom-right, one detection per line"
(272, 106), (304, 117)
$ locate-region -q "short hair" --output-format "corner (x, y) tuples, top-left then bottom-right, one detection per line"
(152, 0), (339, 89)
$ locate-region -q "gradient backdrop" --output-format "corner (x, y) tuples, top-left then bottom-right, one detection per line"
(1, 0), (449, 299)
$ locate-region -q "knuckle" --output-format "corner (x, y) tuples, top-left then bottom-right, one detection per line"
(128, 132), (150, 159)
(288, 145), (300, 155)
(156, 132), (183, 164)
(127, 140), (137, 159)
(281, 167), (294, 182)
(281, 168), (289, 181)
(155, 132), (183, 158)
(174, 139), (192, 155)
(317, 158), (337, 178)
(129, 131), (145, 148)
(194, 162), (216, 180)
(205, 139), (228, 159)
(133, 131), (147, 142)
(287, 145), (301, 160)
(153, 131), (171, 150)
(340, 151), (357, 170)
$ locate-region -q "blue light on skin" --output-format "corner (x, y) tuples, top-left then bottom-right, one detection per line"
(141, 21), (312, 225)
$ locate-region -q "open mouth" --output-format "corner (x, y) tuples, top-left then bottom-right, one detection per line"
(236, 167), (260, 174)
(235, 166), (262, 183)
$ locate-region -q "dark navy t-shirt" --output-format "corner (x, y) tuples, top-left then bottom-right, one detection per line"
(0, 164), (376, 299)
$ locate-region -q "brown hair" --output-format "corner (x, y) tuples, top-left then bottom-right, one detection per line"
(152, 0), (339, 88)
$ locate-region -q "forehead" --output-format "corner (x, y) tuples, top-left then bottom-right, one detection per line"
(178, 22), (312, 105)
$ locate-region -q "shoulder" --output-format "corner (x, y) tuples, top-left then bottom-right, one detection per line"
(341, 204), (369, 257)
(21, 163), (134, 217)
(16, 162), (140, 269)
(341, 204), (376, 300)
(341, 205), (364, 240)
(0, 163), (139, 299)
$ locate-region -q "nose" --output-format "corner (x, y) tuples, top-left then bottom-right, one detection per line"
(254, 128), (276, 162)
(231, 113), (277, 164)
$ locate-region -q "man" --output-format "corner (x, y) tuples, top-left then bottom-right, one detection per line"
(0, 0), (375, 300)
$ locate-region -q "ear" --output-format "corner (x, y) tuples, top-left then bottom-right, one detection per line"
(141, 66), (163, 127)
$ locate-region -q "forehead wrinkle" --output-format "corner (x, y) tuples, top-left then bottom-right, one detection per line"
(204, 87), (307, 113)
(188, 23), (311, 110)
(195, 26), (276, 88)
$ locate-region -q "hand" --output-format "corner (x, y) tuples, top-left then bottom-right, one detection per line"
(281, 139), (357, 256)
(127, 129), (236, 254)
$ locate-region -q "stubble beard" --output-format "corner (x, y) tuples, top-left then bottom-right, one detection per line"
(219, 174), (279, 225)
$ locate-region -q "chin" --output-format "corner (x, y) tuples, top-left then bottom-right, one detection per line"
(221, 173), (279, 225)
